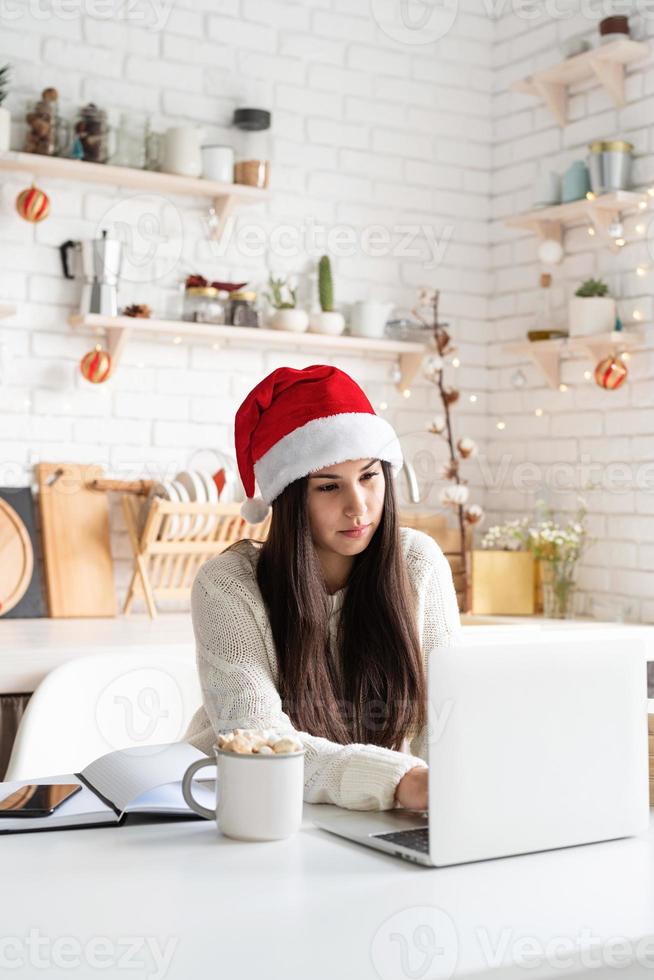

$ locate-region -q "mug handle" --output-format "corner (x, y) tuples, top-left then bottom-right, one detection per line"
(182, 757), (218, 820)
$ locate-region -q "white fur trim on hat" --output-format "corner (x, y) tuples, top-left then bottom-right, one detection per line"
(240, 495), (271, 524)
(253, 411), (403, 505)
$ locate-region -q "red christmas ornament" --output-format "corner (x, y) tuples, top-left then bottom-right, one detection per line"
(594, 354), (628, 390)
(80, 345), (112, 384)
(15, 183), (50, 223)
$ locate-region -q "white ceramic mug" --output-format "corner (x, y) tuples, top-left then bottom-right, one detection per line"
(161, 126), (202, 178)
(201, 145), (235, 183)
(182, 743), (306, 841)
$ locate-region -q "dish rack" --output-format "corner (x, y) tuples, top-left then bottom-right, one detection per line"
(121, 494), (272, 618)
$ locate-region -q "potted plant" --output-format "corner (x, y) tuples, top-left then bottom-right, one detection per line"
(309, 255), (345, 335)
(266, 275), (308, 333)
(0, 65), (10, 153)
(568, 278), (616, 337)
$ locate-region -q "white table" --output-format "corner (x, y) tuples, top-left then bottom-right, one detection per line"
(2, 806), (654, 979)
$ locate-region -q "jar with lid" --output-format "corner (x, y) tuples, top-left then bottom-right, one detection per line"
(72, 103), (110, 164)
(24, 87), (70, 156)
(228, 290), (259, 327)
(182, 286), (227, 324)
(232, 108), (271, 189)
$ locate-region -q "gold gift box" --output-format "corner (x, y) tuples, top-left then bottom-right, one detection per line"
(471, 550), (535, 615)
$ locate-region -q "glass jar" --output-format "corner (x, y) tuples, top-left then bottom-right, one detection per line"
(24, 90), (70, 156)
(73, 103), (110, 164)
(182, 286), (226, 324)
(228, 290), (259, 327)
(111, 112), (148, 169)
(233, 108), (271, 189)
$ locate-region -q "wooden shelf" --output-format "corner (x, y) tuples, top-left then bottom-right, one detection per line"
(0, 303), (16, 318)
(511, 38), (649, 125)
(504, 190), (645, 243)
(502, 330), (645, 388)
(69, 313), (429, 391)
(0, 151), (268, 238)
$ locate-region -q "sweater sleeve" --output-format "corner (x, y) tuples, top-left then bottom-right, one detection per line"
(187, 566), (428, 812)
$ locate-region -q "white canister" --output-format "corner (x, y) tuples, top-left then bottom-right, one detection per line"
(161, 126), (202, 178)
(0, 106), (10, 153)
(201, 144), (235, 183)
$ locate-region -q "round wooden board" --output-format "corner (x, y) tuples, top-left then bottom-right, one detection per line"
(0, 497), (34, 615)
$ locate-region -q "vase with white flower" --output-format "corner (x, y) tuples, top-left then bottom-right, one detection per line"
(479, 499), (590, 619)
(522, 499), (589, 619)
(417, 287), (485, 612)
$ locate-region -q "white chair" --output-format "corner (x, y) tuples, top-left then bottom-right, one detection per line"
(5, 652), (202, 780)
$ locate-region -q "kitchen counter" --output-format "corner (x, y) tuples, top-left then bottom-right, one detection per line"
(1, 613), (653, 695)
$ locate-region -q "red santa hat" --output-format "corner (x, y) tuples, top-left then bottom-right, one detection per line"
(235, 364), (404, 524)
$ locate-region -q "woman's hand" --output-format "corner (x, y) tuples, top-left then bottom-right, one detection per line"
(394, 765), (428, 810)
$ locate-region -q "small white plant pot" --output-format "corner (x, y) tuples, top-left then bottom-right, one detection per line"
(270, 308), (309, 333)
(308, 310), (345, 335)
(0, 107), (10, 153)
(568, 296), (616, 337)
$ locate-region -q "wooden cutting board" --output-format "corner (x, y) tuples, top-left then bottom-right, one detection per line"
(36, 462), (116, 618)
(0, 498), (33, 616)
(0, 487), (46, 618)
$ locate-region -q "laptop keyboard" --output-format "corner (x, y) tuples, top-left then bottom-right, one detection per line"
(373, 827), (429, 853)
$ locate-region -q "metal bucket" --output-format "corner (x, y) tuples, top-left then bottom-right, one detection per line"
(588, 140), (634, 194)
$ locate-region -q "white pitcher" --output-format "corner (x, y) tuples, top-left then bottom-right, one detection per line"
(349, 301), (394, 338)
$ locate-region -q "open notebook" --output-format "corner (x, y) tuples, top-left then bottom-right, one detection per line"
(0, 742), (215, 834)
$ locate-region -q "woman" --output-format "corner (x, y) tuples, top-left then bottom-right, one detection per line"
(184, 364), (461, 811)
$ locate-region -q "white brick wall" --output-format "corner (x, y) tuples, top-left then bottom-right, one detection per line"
(492, 1), (654, 623)
(0, 0), (490, 611)
(3, 1), (650, 623)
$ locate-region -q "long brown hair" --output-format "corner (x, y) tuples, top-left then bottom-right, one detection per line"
(248, 459), (426, 749)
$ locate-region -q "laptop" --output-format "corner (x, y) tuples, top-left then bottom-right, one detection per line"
(313, 636), (650, 867)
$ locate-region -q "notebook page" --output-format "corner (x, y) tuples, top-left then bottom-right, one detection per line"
(127, 779), (215, 814)
(81, 742), (209, 814)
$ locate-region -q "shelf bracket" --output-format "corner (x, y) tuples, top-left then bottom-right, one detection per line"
(587, 57), (625, 106)
(531, 219), (562, 243)
(397, 351), (425, 392)
(527, 347), (561, 389)
(106, 326), (131, 378)
(210, 195), (236, 240)
(532, 78), (567, 126)
(576, 336), (623, 364)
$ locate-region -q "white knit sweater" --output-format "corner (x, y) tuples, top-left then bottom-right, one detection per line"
(183, 526), (462, 811)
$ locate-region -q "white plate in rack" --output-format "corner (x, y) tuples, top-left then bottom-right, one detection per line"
(146, 480), (180, 540)
(175, 470), (207, 537)
(196, 469), (219, 536)
(169, 480), (192, 539)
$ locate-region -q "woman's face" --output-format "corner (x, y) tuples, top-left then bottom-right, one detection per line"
(306, 457), (386, 558)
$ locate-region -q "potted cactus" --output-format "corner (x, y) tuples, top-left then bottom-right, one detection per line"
(0, 65), (10, 153)
(266, 274), (309, 333)
(569, 277), (616, 337)
(309, 255), (345, 335)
